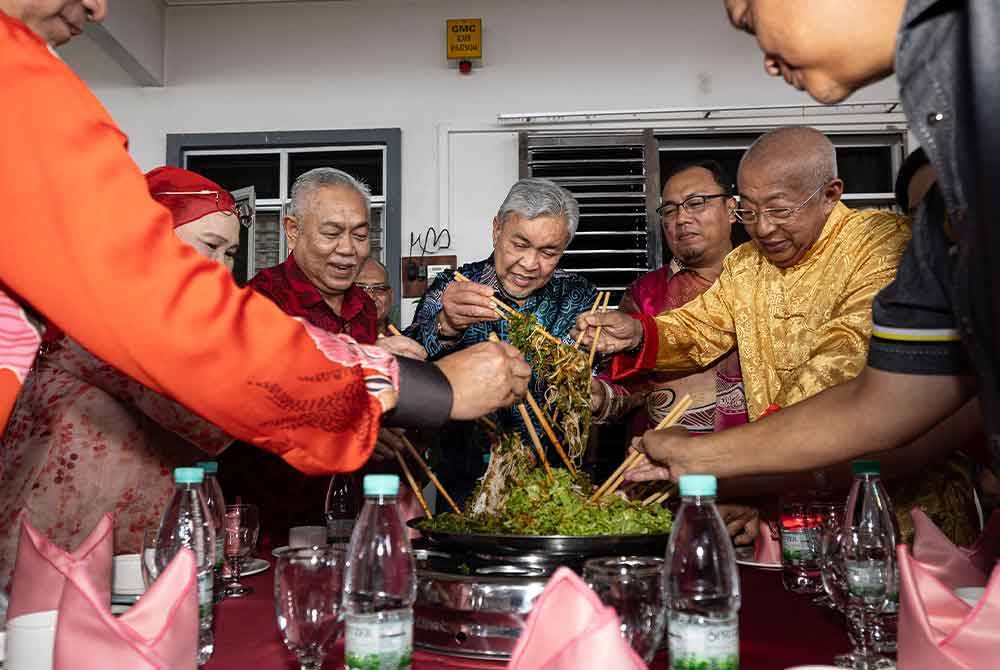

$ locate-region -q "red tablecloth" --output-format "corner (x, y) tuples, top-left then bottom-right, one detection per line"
(204, 564), (847, 670)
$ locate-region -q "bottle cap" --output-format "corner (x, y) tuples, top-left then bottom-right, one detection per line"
(174, 467), (204, 484)
(195, 461), (218, 475)
(852, 460), (881, 476)
(363, 474), (400, 496)
(678, 474), (717, 497)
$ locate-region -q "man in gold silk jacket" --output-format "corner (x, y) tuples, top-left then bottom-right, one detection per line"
(580, 127), (911, 421)
(576, 127), (980, 544)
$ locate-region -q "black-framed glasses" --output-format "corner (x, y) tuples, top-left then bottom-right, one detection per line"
(656, 193), (730, 222)
(731, 182), (826, 227)
(356, 282), (391, 295)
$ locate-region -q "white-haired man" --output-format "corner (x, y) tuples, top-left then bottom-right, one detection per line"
(406, 177), (598, 506)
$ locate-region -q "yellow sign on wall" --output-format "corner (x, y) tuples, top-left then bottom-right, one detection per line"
(446, 18), (482, 60)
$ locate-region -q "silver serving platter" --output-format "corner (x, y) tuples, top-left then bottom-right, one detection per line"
(409, 517), (671, 558)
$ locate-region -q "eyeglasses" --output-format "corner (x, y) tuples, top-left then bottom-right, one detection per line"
(656, 193), (729, 223)
(356, 282), (391, 295)
(731, 182), (826, 227)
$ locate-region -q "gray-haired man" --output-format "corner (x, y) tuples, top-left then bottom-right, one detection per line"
(405, 177), (598, 507)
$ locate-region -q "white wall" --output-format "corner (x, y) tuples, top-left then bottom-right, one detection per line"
(59, 0), (899, 322)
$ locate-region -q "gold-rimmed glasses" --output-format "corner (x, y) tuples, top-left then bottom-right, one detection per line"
(732, 181), (827, 227)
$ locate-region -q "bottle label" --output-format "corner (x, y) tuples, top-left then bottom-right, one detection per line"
(327, 518), (355, 543)
(344, 611), (413, 670)
(781, 528), (815, 564)
(846, 561), (889, 599)
(198, 571), (214, 624)
(667, 612), (738, 670)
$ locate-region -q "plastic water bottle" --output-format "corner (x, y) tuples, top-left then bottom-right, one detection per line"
(325, 473), (361, 545)
(664, 474), (740, 670)
(196, 461), (226, 603)
(156, 467), (216, 665)
(844, 460), (899, 655)
(343, 475), (416, 670)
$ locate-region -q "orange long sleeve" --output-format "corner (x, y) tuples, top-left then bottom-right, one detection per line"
(0, 14), (397, 476)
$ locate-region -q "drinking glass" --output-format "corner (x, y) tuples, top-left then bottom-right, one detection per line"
(223, 503), (260, 598)
(273, 546), (346, 670)
(810, 501), (845, 609)
(820, 526), (895, 669)
(583, 556), (666, 662)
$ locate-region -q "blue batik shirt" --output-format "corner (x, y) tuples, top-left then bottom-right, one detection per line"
(404, 256), (598, 507)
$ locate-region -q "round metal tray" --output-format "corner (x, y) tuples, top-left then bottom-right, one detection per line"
(409, 518), (670, 558)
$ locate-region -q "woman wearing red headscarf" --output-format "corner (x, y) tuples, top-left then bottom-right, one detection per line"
(0, 167), (242, 592)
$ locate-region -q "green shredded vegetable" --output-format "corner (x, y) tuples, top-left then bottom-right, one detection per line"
(421, 468), (673, 536)
(505, 311), (591, 461)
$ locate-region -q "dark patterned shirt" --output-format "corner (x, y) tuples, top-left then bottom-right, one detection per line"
(249, 256), (378, 345)
(404, 256), (597, 507)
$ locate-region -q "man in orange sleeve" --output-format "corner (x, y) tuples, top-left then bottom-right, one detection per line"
(0, 0), (531, 475)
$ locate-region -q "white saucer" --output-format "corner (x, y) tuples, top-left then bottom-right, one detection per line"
(240, 558), (269, 577)
(735, 558), (782, 571)
(271, 546), (290, 558)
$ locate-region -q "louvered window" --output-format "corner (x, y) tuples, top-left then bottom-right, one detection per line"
(519, 132), (661, 305)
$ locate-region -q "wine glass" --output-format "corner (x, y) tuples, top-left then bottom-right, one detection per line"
(274, 546), (346, 670)
(810, 501), (845, 609)
(583, 556), (666, 663)
(223, 503), (260, 598)
(820, 525), (896, 669)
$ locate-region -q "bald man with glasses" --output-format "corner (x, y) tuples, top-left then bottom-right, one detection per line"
(576, 126), (911, 429)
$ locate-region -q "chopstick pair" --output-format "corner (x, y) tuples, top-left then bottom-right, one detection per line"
(572, 292), (612, 367)
(389, 431), (463, 519)
(588, 394), (692, 503)
(452, 271), (563, 345)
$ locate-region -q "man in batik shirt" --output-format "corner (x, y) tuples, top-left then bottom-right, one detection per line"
(592, 160), (748, 438)
(407, 178), (598, 506)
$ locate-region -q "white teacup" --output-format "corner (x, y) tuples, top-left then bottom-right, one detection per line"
(112, 553), (145, 595)
(6, 610), (58, 670)
(288, 526), (327, 549)
(955, 586), (985, 607)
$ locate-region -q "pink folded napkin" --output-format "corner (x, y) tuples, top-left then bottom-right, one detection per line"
(54, 547), (199, 670)
(7, 512), (113, 621)
(911, 508), (1000, 590)
(753, 521), (782, 565)
(897, 509), (1000, 669)
(507, 567), (646, 670)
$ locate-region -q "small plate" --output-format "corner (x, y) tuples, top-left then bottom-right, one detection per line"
(271, 546), (290, 558)
(735, 558), (782, 571)
(240, 558), (269, 577)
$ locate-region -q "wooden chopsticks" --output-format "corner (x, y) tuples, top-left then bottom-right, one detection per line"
(588, 394), (692, 502)
(487, 332), (557, 483)
(574, 292), (605, 349)
(524, 392), (576, 475)
(453, 271), (518, 321)
(587, 292), (612, 367)
(394, 449), (433, 519)
(398, 433), (462, 515)
(388, 324), (404, 337)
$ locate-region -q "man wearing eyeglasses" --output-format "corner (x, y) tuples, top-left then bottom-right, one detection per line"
(575, 126), (911, 433)
(592, 160), (748, 438)
(355, 258), (395, 336)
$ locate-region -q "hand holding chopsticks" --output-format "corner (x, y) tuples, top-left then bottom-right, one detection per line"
(588, 394), (692, 502)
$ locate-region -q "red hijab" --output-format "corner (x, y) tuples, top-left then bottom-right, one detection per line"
(145, 166), (237, 228)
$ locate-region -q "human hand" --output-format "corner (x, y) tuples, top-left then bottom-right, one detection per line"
(436, 341), (531, 420)
(590, 377), (607, 414)
(623, 426), (700, 482)
(376, 335), (428, 360)
(371, 427), (407, 462)
(717, 504), (759, 545)
(570, 310), (643, 355)
(438, 281), (498, 336)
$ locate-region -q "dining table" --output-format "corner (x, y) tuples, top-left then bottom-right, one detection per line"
(204, 558), (849, 670)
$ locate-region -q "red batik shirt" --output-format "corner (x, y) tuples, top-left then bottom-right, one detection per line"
(249, 256), (378, 345)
